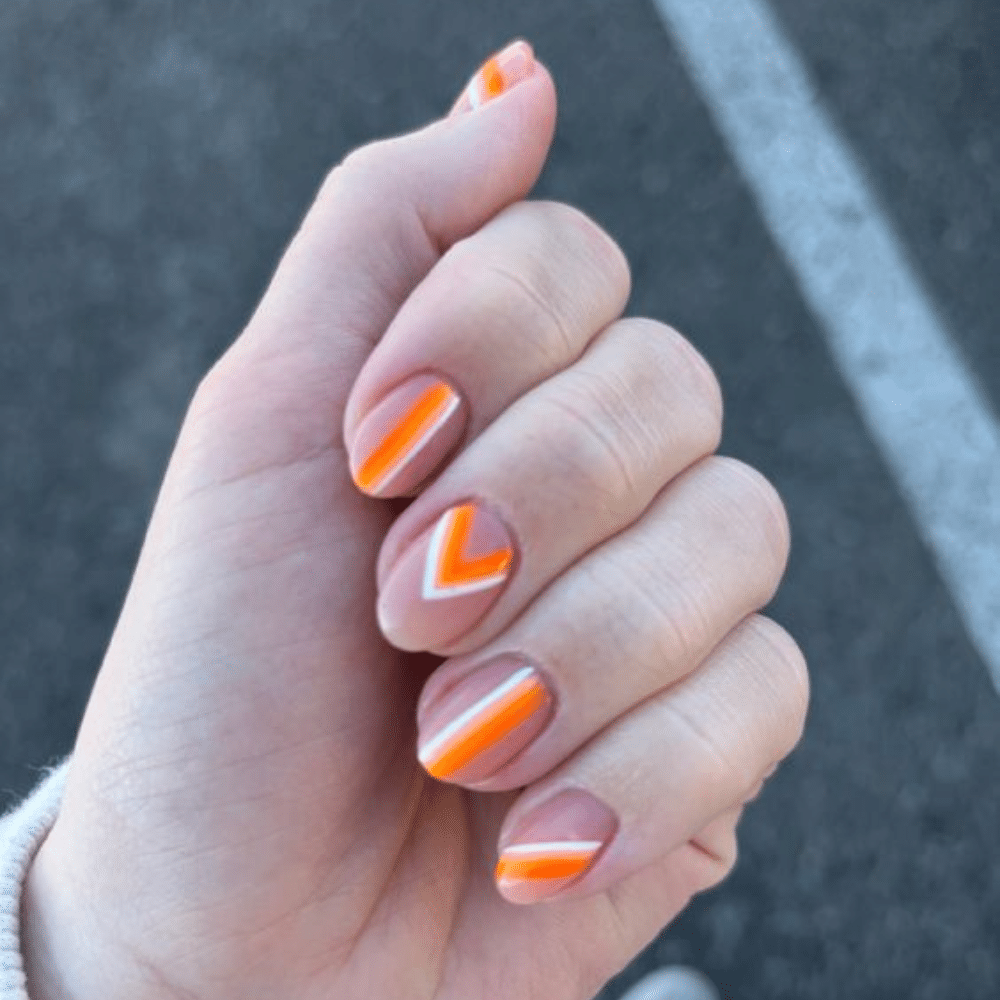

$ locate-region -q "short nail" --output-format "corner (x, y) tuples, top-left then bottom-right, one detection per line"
(495, 789), (618, 905)
(350, 375), (465, 497)
(452, 40), (535, 115)
(418, 657), (555, 784)
(377, 501), (515, 651)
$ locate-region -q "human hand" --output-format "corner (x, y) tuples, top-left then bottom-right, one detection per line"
(21, 41), (808, 1000)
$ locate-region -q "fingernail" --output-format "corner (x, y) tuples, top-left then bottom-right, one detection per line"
(350, 375), (466, 497)
(451, 40), (535, 115)
(495, 789), (618, 905)
(377, 501), (515, 651)
(418, 657), (555, 784)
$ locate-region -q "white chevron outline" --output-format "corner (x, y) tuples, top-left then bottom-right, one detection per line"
(421, 507), (510, 601)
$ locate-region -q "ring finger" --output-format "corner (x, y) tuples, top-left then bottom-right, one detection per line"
(414, 454), (790, 790)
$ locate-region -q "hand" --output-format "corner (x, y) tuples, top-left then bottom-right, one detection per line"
(22, 41), (808, 1000)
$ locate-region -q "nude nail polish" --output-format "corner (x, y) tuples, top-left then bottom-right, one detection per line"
(418, 657), (555, 784)
(377, 501), (515, 651)
(452, 40), (535, 115)
(350, 374), (465, 498)
(495, 788), (618, 905)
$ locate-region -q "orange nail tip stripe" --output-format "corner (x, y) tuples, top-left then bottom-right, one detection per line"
(494, 841), (603, 883)
(467, 41), (535, 110)
(422, 504), (513, 600)
(419, 666), (548, 778)
(355, 381), (459, 494)
(482, 58), (505, 99)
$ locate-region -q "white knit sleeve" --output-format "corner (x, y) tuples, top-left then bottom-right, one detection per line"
(0, 760), (71, 1000)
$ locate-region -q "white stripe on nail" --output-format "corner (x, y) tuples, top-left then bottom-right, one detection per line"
(501, 841), (604, 855)
(418, 666), (536, 765)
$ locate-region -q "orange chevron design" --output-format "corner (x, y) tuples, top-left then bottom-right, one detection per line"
(422, 504), (513, 600)
(355, 381), (458, 494)
(494, 841), (603, 883)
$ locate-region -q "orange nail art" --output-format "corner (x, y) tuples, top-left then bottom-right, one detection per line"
(496, 841), (603, 882)
(453, 40), (535, 114)
(352, 378), (462, 497)
(423, 503), (513, 599)
(376, 501), (516, 651)
(494, 789), (618, 904)
(418, 665), (552, 781)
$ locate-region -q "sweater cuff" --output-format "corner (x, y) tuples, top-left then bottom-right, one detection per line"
(0, 760), (72, 1000)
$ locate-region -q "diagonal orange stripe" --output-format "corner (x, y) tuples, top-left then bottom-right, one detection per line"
(495, 852), (595, 882)
(426, 677), (547, 778)
(480, 57), (505, 98)
(437, 504), (512, 587)
(356, 382), (453, 491)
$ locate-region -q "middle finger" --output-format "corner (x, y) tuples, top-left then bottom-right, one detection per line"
(374, 316), (724, 654)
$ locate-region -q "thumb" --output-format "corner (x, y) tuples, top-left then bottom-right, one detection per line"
(186, 40), (556, 489)
(61, 39), (555, 897)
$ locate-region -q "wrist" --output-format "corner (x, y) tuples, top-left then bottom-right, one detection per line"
(21, 835), (81, 1000)
(20, 832), (159, 1000)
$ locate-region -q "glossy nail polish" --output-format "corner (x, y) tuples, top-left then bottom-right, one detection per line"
(377, 501), (515, 651)
(452, 40), (535, 115)
(350, 374), (465, 497)
(495, 788), (618, 905)
(418, 658), (554, 784)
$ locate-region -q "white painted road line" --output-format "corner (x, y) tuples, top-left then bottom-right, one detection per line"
(651, 0), (1000, 689)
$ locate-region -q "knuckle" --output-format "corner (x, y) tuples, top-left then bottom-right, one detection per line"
(190, 352), (239, 418)
(661, 325), (724, 437)
(440, 201), (632, 370)
(696, 829), (740, 889)
(616, 319), (724, 451)
(533, 200), (633, 301)
(328, 140), (386, 188)
(664, 694), (760, 800)
(539, 381), (644, 514)
(317, 153), (359, 208)
(482, 257), (579, 362)
(440, 235), (579, 367)
(745, 614), (811, 753)
(711, 456), (791, 581)
(318, 139), (398, 215)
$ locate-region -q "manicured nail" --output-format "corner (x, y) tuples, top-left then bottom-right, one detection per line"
(495, 789), (618, 905)
(418, 658), (555, 784)
(350, 374), (465, 497)
(377, 501), (515, 651)
(451, 40), (535, 115)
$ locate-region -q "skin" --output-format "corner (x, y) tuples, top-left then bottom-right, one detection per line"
(19, 49), (809, 1000)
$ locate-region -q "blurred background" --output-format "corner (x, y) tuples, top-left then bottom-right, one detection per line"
(1, 2), (998, 998)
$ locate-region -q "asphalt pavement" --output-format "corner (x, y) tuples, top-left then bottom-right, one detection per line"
(1, 2), (998, 998)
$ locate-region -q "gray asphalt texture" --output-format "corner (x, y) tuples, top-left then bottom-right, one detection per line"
(1, 2), (998, 998)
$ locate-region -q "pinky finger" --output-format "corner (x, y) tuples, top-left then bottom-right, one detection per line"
(584, 803), (747, 985)
(493, 615), (808, 907)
